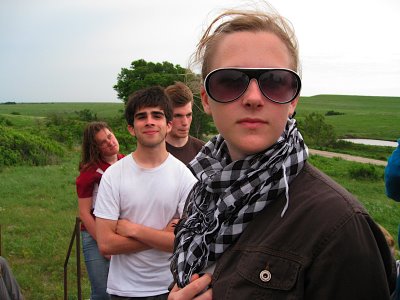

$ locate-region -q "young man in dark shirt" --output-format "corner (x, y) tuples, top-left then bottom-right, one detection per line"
(165, 82), (205, 165)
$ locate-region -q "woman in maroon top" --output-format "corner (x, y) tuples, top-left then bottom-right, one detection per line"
(76, 122), (124, 300)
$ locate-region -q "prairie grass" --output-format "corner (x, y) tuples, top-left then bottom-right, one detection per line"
(1, 95), (399, 141)
(0, 102), (123, 118)
(1, 152), (399, 299)
(1, 97), (399, 299)
(0, 102), (124, 130)
(0, 151), (90, 299)
(296, 95), (400, 141)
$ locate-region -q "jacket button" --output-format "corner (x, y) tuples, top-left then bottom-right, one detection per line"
(259, 270), (271, 282)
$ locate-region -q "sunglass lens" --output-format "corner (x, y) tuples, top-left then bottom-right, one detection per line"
(259, 70), (299, 103)
(208, 69), (249, 102)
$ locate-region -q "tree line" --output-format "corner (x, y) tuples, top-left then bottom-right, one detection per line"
(0, 58), (336, 169)
(113, 59), (213, 139)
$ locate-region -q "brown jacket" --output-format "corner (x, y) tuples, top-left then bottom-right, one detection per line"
(211, 163), (396, 299)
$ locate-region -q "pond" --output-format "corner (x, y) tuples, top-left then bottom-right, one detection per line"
(341, 139), (398, 147)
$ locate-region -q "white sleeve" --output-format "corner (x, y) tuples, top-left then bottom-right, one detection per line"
(93, 166), (120, 221)
(177, 167), (197, 218)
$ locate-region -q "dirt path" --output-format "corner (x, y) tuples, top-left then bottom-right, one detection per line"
(309, 149), (387, 166)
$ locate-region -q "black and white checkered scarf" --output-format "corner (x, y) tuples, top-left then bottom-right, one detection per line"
(170, 118), (308, 288)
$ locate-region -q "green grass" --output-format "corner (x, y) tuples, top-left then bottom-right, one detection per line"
(0, 102), (124, 129)
(0, 102), (124, 118)
(314, 141), (395, 161)
(1, 95), (400, 141)
(1, 98), (399, 299)
(0, 151), (90, 300)
(1, 151), (400, 299)
(297, 95), (400, 141)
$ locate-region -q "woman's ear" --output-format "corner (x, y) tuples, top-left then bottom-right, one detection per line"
(288, 97), (299, 117)
(201, 87), (212, 115)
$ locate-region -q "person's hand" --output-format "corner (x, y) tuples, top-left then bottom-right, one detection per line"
(104, 254), (111, 260)
(168, 273), (212, 300)
(116, 219), (141, 238)
(164, 218), (179, 232)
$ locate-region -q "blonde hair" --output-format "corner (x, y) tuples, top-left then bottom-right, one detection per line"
(378, 224), (396, 257)
(191, 5), (300, 80)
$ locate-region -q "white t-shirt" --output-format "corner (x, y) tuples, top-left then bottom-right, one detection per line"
(94, 153), (197, 297)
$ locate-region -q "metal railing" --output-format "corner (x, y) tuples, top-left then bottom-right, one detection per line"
(63, 217), (82, 300)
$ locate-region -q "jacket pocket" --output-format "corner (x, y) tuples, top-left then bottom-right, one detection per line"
(237, 250), (301, 291)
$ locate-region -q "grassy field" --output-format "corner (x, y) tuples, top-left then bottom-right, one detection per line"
(1, 95), (399, 141)
(0, 97), (399, 299)
(0, 102), (124, 118)
(296, 95), (400, 141)
(0, 151), (90, 299)
(1, 151), (399, 299)
(0, 102), (124, 129)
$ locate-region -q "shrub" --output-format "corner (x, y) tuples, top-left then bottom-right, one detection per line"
(348, 164), (381, 181)
(75, 109), (98, 121)
(46, 113), (68, 126)
(0, 125), (65, 168)
(325, 110), (344, 116)
(45, 113), (86, 148)
(0, 116), (13, 126)
(298, 112), (337, 147)
(115, 130), (136, 153)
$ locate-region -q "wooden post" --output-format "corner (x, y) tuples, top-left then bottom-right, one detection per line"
(63, 217), (82, 300)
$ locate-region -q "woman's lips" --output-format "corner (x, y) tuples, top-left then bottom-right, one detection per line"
(237, 118), (267, 129)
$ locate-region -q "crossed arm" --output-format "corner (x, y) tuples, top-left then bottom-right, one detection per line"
(96, 217), (178, 256)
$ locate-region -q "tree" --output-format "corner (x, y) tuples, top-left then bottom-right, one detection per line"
(184, 69), (215, 139)
(113, 59), (215, 140)
(113, 59), (187, 103)
(297, 112), (337, 147)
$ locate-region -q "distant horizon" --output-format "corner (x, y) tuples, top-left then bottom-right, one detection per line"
(2, 93), (399, 104)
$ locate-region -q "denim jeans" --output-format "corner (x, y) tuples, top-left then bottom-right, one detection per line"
(82, 230), (111, 300)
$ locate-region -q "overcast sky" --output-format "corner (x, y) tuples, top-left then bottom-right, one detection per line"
(1, 0), (399, 103)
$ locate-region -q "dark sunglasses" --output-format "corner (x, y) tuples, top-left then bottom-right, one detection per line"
(204, 68), (301, 104)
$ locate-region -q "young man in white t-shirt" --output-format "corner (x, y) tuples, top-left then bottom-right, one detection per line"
(94, 86), (197, 300)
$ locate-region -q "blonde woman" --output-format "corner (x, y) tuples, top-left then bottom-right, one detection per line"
(169, 4), (396, 299)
